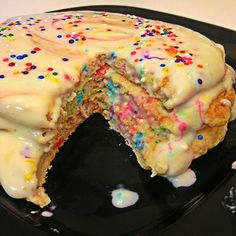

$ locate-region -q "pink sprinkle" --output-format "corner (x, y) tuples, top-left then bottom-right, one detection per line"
(34, 47), (41, 51)
(72, 34), (79, 39)
(64, 74), (70, 80)
(196, 99), (204, 123)
(168, 142), (173, 151)
(178, 122), (188, 135)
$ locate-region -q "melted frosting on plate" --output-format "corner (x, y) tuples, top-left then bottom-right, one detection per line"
(167, 168), (196, 187)
(0, 11), (235, 201)
(111, 187), (139, 208)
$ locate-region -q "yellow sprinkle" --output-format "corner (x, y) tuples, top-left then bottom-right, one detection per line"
(13, 71), (20, 75)
(145, 76), (154, 83)
(24, 173), (33, 181)
(177, 64), (184, 67)
(51, 77), (59, 83)
(146, 43), (152, 47)
(45, 73), (50, 78)
(149, 39), (155, 43)
(74, 66), (81, 72)
(134, 36), (140, 41)
(200, 94), (208, 102)
(162, 68), (169, 73)
(77, 41), (84, 45)
(26, 159), (36, 165)
(118, 45), (125, 50)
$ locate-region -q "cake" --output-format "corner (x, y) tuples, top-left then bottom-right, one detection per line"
(0, 11), (235, 207)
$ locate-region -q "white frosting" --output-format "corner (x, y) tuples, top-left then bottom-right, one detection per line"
(167, 168), (196, 187)
(111, 187), (139, 208)
(232, 161), (236, 170)
(41, 210), (53, 217)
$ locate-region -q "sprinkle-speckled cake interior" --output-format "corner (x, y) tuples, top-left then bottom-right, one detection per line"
(0, 11), (235, 207)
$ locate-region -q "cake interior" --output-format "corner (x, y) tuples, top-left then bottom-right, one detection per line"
(33, 54), (235, 207)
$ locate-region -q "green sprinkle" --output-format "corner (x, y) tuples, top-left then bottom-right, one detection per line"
(138, 67), (146, 77)
(76, 91), (84, 104)
(154, 127), (165, 135)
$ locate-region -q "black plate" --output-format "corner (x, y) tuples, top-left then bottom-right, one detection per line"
(0, 5), (236, 236)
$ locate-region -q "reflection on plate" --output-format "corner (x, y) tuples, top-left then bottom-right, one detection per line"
(0, 5), (236, 236)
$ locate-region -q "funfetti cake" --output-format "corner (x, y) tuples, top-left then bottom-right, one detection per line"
(0, 11), (235, 207)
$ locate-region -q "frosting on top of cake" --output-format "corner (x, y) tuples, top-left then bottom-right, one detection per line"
(0, 11), (235, 201)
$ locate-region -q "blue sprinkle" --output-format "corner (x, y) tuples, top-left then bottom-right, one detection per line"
(76, 91), (84, 104)
(0, 74), (5, 79)
(31, 65), (37, 69)
(38, 75), (44, 79)
(197, 78), (203, 85)
(83, 64), (89, 73)
(160, 64), (166, 67)
(134, 140), (143, 149)
(106, 80), (119, 102)
(31, 50), (36, 54)
(197, 134), (203, 140)
(136, 132), (144, 139)
(110, 51), (116, 60)
(16, 55), (24, 60)
(23, 54), (28, 58)
(10, 54), (16, 58)
(57, 35), (62, 38)
(139, 58), (144, 62)
(68, 39), (74, 44)
(141, 34), (146, 37)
